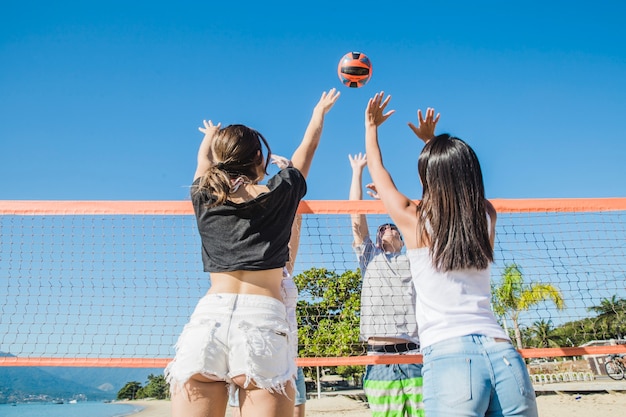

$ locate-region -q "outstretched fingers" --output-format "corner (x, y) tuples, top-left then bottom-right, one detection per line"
(408, 107), (440, 143)
(198, 120), (221, 135)
(316, 88), (341, 114)
(366, 91), (395, 126)
(348, 152), (367, 170)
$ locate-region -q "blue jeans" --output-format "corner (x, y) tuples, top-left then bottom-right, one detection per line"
(422, 335), (538, 417)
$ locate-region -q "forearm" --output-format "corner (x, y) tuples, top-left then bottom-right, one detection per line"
(349, 170), (364, 201)
(365, 124), (400, 205)
(197, 136), (214, 167)
(195, 120), (221, 180)
(349, 168), (368, 244)
(365, 124), (385, 178)
(291, 108), (325, 178)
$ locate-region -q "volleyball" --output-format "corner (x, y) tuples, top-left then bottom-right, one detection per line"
(337, 51), (372, 88)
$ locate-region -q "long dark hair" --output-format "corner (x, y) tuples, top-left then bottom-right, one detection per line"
(195, 124), (272, 207)
(416, 134), (493, 271)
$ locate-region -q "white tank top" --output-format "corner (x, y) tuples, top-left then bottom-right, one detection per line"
(406, 247), (509, 349)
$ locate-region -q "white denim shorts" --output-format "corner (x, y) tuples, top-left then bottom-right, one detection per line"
(281, 275), (299, 357)
(165, 293), (297, 397)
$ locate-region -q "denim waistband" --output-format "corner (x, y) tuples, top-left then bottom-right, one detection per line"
(422, 334), (512, 355)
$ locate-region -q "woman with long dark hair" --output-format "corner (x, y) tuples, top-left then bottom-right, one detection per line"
(364, 91), (538, 417)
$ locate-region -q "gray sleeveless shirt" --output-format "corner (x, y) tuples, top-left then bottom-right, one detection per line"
(355, 237), (419, 344)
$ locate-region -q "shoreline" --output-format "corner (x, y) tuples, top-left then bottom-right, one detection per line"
(127, 399), (169, 417)
(128, 390), (626, 417)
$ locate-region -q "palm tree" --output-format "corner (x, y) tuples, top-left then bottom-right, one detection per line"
(587, 295), (626, 339)
(492, 263), (565, 348)
(529, 319), (562, 348)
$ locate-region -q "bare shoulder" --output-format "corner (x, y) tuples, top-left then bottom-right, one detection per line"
(485, 199), (497, 221)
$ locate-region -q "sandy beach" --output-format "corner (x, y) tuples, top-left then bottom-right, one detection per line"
(130, 391), (626, 416)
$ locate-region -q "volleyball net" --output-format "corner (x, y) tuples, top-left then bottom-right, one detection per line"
(1, 198), (625, 369)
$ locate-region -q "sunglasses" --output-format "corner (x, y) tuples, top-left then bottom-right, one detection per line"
(377, 223), (399, 233)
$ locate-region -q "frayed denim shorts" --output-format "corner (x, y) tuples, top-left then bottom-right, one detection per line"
(165, 293), (296, 397)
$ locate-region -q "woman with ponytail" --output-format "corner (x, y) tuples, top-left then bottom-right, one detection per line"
(166, 89), (340, 417)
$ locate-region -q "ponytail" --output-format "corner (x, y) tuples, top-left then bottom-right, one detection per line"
(195, 166), (231, 208)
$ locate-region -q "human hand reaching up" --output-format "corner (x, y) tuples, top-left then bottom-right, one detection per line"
(348, 152), (367, 173)
(271, 154), (292, 170)
(408, 107), (440, 143)
(314, 88), (341, 116)
(365, 182), (380, 200)
(365, 91), (395, 128)
(198, 119), (221, 139)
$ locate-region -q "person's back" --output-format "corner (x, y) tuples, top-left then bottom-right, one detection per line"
(406, 231), (508, 349)
(166, 89), (339, 417)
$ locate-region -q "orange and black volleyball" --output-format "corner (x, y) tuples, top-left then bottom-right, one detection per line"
(337, 51), (372, 88)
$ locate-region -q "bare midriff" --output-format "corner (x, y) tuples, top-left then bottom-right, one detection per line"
(207, 267), (285, 301)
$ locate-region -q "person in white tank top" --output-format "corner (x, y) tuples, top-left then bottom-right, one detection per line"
(363, 91), (538, 417)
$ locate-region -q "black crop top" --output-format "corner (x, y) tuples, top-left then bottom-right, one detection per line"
(191, 167), (307, 272)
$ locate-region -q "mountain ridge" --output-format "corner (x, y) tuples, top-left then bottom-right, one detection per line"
(0, 352), (164, 403)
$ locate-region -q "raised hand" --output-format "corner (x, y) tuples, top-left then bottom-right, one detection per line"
(348, 152), (367, 172)
(314, 88), (341, 115)
(270, 154), (292, 170)
(365, 182), (380, 200)
(198, 119), (221, 139)
(408, 107), (440, 143)
(365, 91), (395, 128)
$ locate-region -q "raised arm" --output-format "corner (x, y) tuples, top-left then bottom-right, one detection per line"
(364, 92), (419, 247)
(194, 120), (221, 181)
(290, 88), (340, 178)
(348, 153), (370, 246)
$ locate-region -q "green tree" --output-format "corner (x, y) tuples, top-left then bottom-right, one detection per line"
(587, 295), (626, 339)
(117, 381), (142, 400)
(528, 319), (562, 348)
(294, 267), (364, 379)
(138, 374), (169, 400)
(492, 263), (565, 348)
(554, 316), (604, 347)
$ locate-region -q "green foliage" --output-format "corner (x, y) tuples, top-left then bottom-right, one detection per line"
(137, 374), (169, 400)
(492, 264), (626, 349)
(527, 319), (563, 348)
(492, 263), (565, 348)
(117, 374), (169, 400)
(117, 381), (142, 400)
(294, 267), (365, 379)
(587, 295), (626, 340)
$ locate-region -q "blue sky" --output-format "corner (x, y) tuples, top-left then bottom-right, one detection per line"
(1, 1), (626, 201)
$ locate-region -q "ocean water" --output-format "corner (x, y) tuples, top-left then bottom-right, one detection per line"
(0, 401), (143, 417)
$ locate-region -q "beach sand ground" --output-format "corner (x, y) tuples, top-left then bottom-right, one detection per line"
(130, 391), (626, 417)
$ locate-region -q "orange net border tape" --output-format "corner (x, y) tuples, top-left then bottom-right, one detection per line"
(1, 198), (626, 215)
(1, 346), (625, 368)
(2, 199), (625, 368)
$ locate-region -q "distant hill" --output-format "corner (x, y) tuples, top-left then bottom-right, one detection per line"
(0, 364), (110, 403)
(0, 352), (164, 404)
(40, 366), (165, 392)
